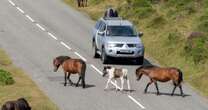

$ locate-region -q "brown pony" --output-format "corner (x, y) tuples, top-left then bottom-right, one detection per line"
(136, 66), (184, 97)
(53, 56), (86, 88)
(77, 0), (88, 7)
(1, 98), (31, 110)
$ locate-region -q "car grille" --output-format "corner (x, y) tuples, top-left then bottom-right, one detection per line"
(115, 44), (123, 47)
(117, 51), (134, 55)
(127, 44), (136, 48)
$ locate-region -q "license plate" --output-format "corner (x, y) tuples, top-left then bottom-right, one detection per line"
(120, 50), (131, 53)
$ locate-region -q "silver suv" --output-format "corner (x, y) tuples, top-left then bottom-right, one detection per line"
(92, 17), (144, 64)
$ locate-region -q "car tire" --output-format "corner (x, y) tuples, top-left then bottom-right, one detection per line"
(101, 48), (108, 64)
(93, 43), (100, 58)
(135, 56), (144, 65)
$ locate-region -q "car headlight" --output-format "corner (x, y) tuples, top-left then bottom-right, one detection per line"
(107, 43), (116, 48)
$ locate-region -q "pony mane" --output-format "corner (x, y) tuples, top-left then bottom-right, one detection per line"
(137, 65), (156, 71)
(56, 56), (71, 64)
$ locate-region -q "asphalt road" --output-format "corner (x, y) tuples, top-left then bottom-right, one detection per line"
(0, 0), (208, 110)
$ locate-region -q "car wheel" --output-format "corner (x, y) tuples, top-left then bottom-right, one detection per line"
(101, 48), (108, 64)
(93, 43), (100, 58)
(135, 56), (144, 65)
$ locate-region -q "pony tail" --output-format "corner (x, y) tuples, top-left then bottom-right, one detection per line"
(177, 69), (183, 85)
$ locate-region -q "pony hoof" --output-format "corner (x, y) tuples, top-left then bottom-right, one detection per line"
(64, 84), (67, 86)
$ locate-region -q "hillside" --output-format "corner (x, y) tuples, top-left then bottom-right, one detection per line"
(64, 0), (208, 96)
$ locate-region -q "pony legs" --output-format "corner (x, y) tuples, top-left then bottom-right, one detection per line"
(120, 78), (124, 91)
(127, 79), (131, 91)
(64, 72), (67, 86)
(114, 80), (119, 91)
(171, 85), (177, 96)
(67, 73), (73, 86)
(171, 83), (184, 97)
(105, 78), (111, 90)
(81, 76), (86, 88)
(85, 0), (87, 7)
(144, 80), (153, 93)
(179, 85), (184, 97)
(154, 82), (160, 95)
(76, 76), (82, 87)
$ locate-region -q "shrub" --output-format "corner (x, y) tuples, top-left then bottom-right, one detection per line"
(123, 0), (154, 19)
(131, 0), (151, 8)
(165, 0), (196, 18)
(133, 7), (155, 19)
(167, 31), (181, 44)
(0, 69), (15, 85)
(90, 0), (104, 5)
(198, 20), (208, 33)
(147, 15), (166, 28)
(184, 35), (208, 64)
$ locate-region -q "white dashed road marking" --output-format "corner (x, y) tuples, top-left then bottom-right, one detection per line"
(36, 23), (45, 31)
(74, 52), (87, 62)
(90, 64), (103, 75)
(8, 0), (15, 6)
(60, 41), (71, 50)
(128, 95), (146, 109)
(48, 32), (58, 40)
(25, 15), (35, 22)
(16, 7), (25, 14)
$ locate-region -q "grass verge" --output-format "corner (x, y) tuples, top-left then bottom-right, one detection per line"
(0, 48), (59, 110)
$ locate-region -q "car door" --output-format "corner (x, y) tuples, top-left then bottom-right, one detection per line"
(96, 22), (106, 50)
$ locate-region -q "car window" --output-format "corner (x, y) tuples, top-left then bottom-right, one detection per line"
(106, 26), (137, 37)
(99, 23), (106, 32)
(95, 20), (102, 29)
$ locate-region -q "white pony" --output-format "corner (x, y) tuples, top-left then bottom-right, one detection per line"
(103, 66), (131, 91)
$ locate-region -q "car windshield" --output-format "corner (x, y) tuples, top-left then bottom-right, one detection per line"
(106, 26), (137, 37)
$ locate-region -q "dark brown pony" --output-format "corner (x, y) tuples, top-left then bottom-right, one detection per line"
(1, 98), (31, 110)
(136, 66), (184, 97)
(53, 56), (86, 88)
(77, 0), (87, 7)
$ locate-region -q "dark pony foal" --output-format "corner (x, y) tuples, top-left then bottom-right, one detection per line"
(136, 66), (184, 97)
(1, 98), (31, 110)
(53, 56), (86, 88)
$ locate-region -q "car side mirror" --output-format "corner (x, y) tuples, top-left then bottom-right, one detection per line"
(138, 32), (143, 37)
(98, 31), (105, 36)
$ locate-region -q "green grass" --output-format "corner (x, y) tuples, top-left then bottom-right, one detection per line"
(63, 0), (208, 96)
(0, 49), (59, 110)
(0, 69), (14, 85)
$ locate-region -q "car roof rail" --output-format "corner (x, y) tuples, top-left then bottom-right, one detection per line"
(103, 17), (122, 20)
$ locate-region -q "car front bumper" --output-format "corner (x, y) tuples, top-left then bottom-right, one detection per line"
(105, 47), (144, 58)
